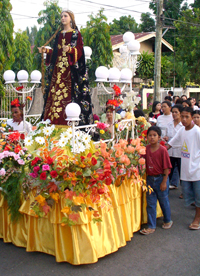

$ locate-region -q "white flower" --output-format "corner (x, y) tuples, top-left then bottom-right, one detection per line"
(50, 124), (55, 131)
(75, 130), (82, 139)
(78, 143), (86, 153)
(58, 138), (67, 147)
(66, 127), (73, 138)
(44, 119), (51, 125)
(25, 136), (33, 146)
(35, 136), (45, 145)
(82, 133), (91, 144)
(60, 131), (70, 141)
(43, 126), (54, 136)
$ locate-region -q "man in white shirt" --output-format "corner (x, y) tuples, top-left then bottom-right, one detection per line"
(168, 107), (200, 230)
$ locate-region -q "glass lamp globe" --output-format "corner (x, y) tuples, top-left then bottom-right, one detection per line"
(17, 70), (29, 83)
(84, 46), (92, 60)
(95, 66), (109, 82)
(65, 103), (81, 121)
(127, 40), (140, 55)
(108, 67), (121, 82)
(123, 32), (135, 45)
(3, 70), (15, 84)
(30, 70), (42, 83)
(120, 68), (132, 83)
(119, 45), (128, 54)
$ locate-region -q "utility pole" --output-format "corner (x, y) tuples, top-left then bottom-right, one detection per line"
(154, 0), (164, 101)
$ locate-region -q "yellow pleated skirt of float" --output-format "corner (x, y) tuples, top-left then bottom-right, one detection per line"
(0, 176), (163, 265)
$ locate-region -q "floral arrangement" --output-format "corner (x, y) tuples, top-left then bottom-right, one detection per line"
(0, 131), (31, 221)
(0, 120), (13, 133)
(135, 116), (151, 146)
(96, 122), (112, 140)
(121, 90), (141, 112)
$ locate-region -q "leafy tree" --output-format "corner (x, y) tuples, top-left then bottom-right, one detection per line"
(26, 25), (38, 45)
(81, 9), (113, 83)
(137, 51), (155, 83)
(191, 0), (200, 9)
(161, 55), (173, 87)
(175, 61), (190, 87)
(175, 8), (200, 83)
(33, 0), (62, 70)
(11, 31), (33, 74)
(140, 13), (155, 32)
(109, 15), (141, 35)
(0, 0), (15, 96)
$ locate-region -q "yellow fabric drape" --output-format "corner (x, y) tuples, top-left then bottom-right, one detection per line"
(0, 179), (162, 265)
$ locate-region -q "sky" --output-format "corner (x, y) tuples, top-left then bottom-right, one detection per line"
(10, 0), (194, 32)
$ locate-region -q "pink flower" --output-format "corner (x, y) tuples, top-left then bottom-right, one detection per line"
(0, 168), (6, 176)
(29, 172), (38, 178)
(42, 164), (50, 171)
(17, 159), (25, 165)
(33, 166), (40, 173)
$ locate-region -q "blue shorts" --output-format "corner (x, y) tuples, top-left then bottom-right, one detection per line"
(181, 180), (200, 207)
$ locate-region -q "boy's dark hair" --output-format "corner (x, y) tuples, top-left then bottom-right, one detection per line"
(187, 97), (192, 102)
(164, 95), (172, 102)
(181, 94), (187, 99)
(147, 126), (162, 136)
(192, 110), (200, 116)
(171, 104), (184, 113)
(182, 99), (191, 107)
(168, 91), (173, 96)
(152, 101), (160, 112)
(175, 98), (183, 105)
(181, 107), (193, 115)
(162, 100), (171, 107)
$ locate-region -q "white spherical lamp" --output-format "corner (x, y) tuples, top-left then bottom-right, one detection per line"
(123, 32), (135, 45)
(127, 40), (140, 55)
(120, 68), (132, 83)
(108, 67), (121, 82)
(65, 103), (81, 121)
(84, 46), (92, 60)
(30, 70), (42, 83)
(95, 66), (109, 82)
(17, 70), (29, 83)
(3, 70), (15, 84)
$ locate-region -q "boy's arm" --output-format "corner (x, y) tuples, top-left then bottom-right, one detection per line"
(160, 168), (169, 191)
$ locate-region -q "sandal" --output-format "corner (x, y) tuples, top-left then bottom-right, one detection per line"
(162, 220), (173, 229)
(189, 223), (200, 230)
(179, 193), (183, 199)
(140, 228), (155, 235)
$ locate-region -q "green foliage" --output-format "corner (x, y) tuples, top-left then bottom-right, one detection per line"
(175, 8), (200, 84)
(0, 0), (15, 96)
(81, 9), (113, 83)
(191, 0), (200, 9)
(140, 13), (155, 32)
(109, 15), (141, 35)
(137, 51), (155, 82)
(33, 1), (62, 70)
(161, 55), (173, 87)
(26, 25), (38, 45)
(11, 31), (33, 74)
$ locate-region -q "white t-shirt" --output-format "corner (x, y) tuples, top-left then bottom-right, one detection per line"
(156, 113), (173, 137)
(7, 119), (32, 134)
(169, 125), (200, 181)
(166, 121), (183, 158)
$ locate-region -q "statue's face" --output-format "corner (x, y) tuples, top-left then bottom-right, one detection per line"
(61, 12), (71, 26)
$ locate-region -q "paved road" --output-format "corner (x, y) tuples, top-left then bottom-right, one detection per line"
(1, 189), (200, 276)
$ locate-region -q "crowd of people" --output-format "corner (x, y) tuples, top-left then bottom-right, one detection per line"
(140, 91), (200, 234)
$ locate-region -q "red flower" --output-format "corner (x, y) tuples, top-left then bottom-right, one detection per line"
(20, 133), (25, 140)
(46, 157), (53, 165)
(16, 86), (24, 91)
(87, 152), (92, 158)
(98, 188), (104, 194)
(105, 177), (112, 185)
(113, 85), (121, 96)
(14, 145), (22, 153)
(4, 145), (12, 151)
(50, 170), (58, 178)
(160, 141), (166, 148)
(91, 157), (97, 166)
(31, 157), (41, 166)
(40, 172), (47, 180)
(142, 130), (148, 136)
(80, 156), (85, 161)
(8, 131), (21, 142)
(11, 98), (20, 107)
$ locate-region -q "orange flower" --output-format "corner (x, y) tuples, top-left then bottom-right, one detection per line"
(138, 158), (146, 165)
(115, 148), (124, 158)
(73, 196), (85, 205)
(125, 145), (135, 153)
(35, 195), (46, 207)
(50, 192), (59, 203)
(119, 139), (128, 149)
(61, 206), (71, 214)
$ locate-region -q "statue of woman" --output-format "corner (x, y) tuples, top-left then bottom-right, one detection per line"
(38, 10), (93, 126)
